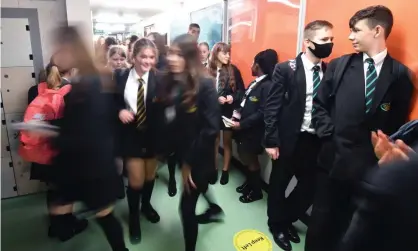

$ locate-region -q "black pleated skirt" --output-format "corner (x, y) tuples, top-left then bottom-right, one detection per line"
(120, 122), (155, 159)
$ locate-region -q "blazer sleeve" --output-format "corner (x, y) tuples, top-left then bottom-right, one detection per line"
(184, 78), (221, 168)
(232, 64), (245, 106)
(263, 63), (288, 148)
(390, 65), (414, 132)
(113, 69), (126, 113)
(312, 58), (338, 139)
(240, 81), (271, 130)
(28, 85), (38, 104)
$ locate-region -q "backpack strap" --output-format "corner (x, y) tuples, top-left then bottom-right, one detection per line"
(330, 53), (354, 96)
(38, 82), (47, 94)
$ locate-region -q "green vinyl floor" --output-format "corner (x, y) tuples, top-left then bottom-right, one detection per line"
(1, 161), (307, 251)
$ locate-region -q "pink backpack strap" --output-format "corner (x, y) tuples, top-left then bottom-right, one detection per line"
(58, 84), (72, 95)
(37, 82), (47, 94)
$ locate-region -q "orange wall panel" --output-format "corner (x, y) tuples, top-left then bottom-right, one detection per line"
(229, 0), (301, 86)
(305, 0), (418, 120)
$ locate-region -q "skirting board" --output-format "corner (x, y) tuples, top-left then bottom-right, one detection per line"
(218, 146), (310, 226)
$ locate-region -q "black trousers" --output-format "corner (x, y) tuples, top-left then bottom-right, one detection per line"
(267, 132), (320, 231)
(305, 172), (358, 251)
(180, 169), (210, 251)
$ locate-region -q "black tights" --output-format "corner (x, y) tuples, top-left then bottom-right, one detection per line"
(180, 187), (202, 251)
(96, 213), (127, 251)
(167, 154), (181, 181)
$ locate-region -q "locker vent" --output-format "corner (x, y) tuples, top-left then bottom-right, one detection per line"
(6, 146), (10, 152)
(32, 72), (36, 78)
(9, 162), (13, 167)
(2, 120), (5, 125)
(1, 102), (3, 108)
(26, 25), (30, 31)
(29, 54), (33, 60)
(13, 186), (17, 192)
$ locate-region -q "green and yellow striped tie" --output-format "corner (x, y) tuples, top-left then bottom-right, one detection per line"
(136, 78), (146, 127)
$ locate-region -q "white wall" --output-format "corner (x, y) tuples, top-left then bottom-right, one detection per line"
(66, 0), (94, 54)
(1, 0), (68, 65)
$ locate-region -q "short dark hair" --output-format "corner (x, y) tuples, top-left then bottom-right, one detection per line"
(198, 42), (209, 50)
(189, 23), (200, 30)
(349, 5), (393, 39)
(304, 20), (333, 39)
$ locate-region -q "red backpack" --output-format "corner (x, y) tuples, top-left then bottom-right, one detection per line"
(19, 82), (72, 164)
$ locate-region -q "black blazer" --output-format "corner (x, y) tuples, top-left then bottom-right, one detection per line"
(339, 155), (418, 251)
(113, 68), (158, 129)
(217, 64), (245, 117)
(235, 77), (272, 146)
(264, 53), (327, 156)
(313, 53), (414, 180)
(154, 77), (221, 173)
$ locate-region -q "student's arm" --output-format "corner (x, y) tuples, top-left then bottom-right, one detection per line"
(232, 64), (245, 106)
(312, 59), (338, 139)
(390, 66), (414, 133)
(184, 78), (221, 168)
(240, 81), (271, 130)
(264, 63), (288, 148)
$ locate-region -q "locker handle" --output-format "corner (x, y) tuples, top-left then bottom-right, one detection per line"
(6, 146), (10, 151)
(2, 120), (5, 125)
(9, 162), (13, 167)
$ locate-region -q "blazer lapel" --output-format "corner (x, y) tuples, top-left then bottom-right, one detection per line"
(368, 55), (394, 115)
(146, 70), (156, 104)
(294, 54), (307, 112)
(118, 68), (130, 94)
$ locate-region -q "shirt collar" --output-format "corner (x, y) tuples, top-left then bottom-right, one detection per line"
(131, 68), (149, 84)
(363, 49), (387, 65)
(301, 53), (322, 71)
(255, 74), (267, 83)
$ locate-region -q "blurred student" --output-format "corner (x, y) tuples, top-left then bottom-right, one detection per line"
(199, 42), (210, 67)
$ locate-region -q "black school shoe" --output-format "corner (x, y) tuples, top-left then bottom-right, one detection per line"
(220, 170), (229, 185)
(196, 203), (224, 224)
(48, 215), (88, 242)
(209, 169), (218, 185)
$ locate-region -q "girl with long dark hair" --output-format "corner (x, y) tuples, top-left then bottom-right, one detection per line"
(232, 49), (278, 203)
(51, 26), (127, 251)
(208, 42), (244, 185)
(155, 34), (223, 251)
(114, 38), (160, 244)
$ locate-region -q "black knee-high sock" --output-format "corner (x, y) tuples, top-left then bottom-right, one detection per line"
(167, 155), (176, 182)
(249, 169), (262, 195)
(127, 187), (141, 216)
(96, 213), (127, 251)
(141, 180), (155, 207)
(180, 189), (200, 251)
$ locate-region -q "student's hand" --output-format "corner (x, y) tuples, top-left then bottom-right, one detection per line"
(371, 130), (392, 160)
(231, 121), (240, 129)
(119, 109), (134, 124)
(226, 95), (234, 104)
(218, 96), (226, 104)
(182, 164), (197, 194)
(378, 140), (414, 165)
(266, 147), (279, 160)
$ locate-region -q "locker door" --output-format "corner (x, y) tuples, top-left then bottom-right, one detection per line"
(1, 112), (11, 158)
(1, 67), (35, 114)
(4, 113), (24, 153)
(0, 18), (34, 68)
(11, 152), (46, 196)
(1, 157), (18, 198)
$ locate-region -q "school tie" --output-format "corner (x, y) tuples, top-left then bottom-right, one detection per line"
(365, 58), (378, 114)
(311, 65), (321, 115)
(136, 78), (146, 127)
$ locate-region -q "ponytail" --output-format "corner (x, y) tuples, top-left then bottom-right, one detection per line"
(46, 65), (62, 89)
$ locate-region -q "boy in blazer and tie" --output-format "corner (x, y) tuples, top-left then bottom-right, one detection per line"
(264, 20), (334, 251)
(306, 5), (414, 251)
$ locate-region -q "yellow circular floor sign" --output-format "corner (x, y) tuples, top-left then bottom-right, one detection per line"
(233, 229), (272, 251)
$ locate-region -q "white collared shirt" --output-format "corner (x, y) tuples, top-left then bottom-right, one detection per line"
(241, 74), (267, 107)
(124, 68), (149, 113)
(301, 53), (323, 133)
(363, 49), (387, 94)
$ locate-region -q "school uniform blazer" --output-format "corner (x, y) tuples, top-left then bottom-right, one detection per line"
(264, 53), (327, 156)
(154, 77), (221, 171)
(217, 64), (245, 117)
(312, 52), (414, 180)
(236, 77), (272, 146)
(113, 68), (158, 129)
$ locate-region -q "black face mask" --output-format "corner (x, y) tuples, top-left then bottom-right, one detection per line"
(308, 41), (334, 59)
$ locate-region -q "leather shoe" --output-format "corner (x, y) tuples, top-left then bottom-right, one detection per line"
(272, 231), (292, 251)
(288, 225), (300, 243)
(141, 204), (160, 223)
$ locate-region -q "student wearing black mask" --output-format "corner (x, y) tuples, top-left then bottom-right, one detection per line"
(155, 34), (223, 251)
(231, 49), (278, 203)
(307, 6), (414, 251)
(264, 20), (334, 251)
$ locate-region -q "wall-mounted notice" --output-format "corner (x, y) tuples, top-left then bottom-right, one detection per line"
(190, 3), (223, 50)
